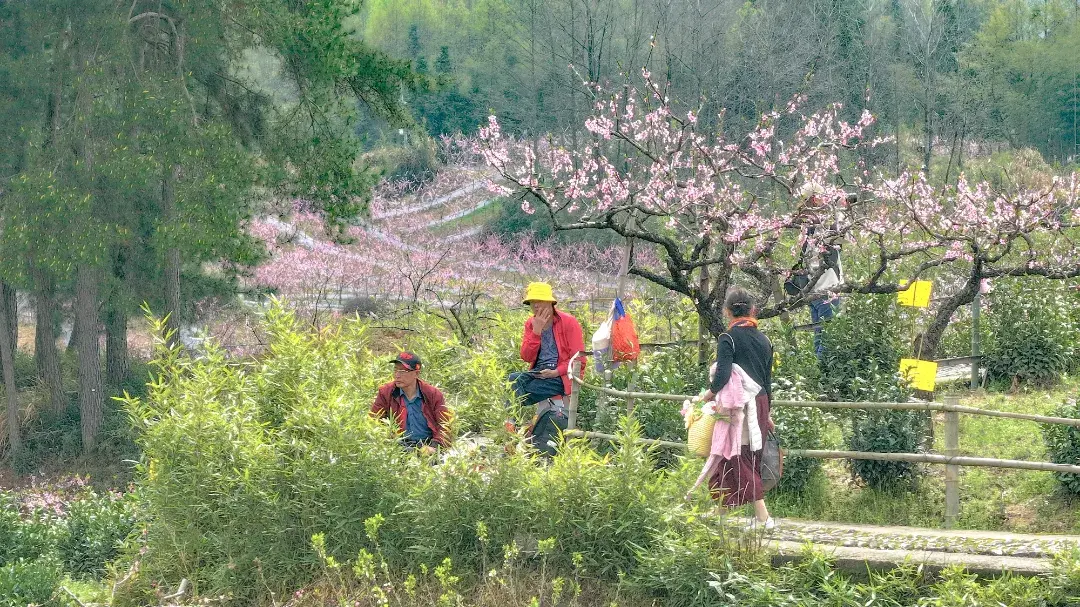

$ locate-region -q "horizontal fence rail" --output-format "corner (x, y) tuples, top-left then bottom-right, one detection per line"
(563, 352), (1080, 528)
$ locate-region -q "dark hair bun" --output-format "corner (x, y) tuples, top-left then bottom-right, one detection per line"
(724, 286), (755, 317)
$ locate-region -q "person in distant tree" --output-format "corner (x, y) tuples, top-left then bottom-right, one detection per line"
(786, 183), (846, 358)
(507, 282), (586, 456)
(371, 351), (450, 453)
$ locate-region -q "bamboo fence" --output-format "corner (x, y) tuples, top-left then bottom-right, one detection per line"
(563, 352), (1080, 529)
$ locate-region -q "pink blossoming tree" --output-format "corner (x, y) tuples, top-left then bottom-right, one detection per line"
(478, 73), (1080, 357)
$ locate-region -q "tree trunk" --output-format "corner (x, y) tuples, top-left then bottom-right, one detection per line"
(0, 283), (16, 381)
(74, 263), (103, 452)
(0, 280), (21, 457)
(3, 283), (16, 354)
(33, 270), (65, 416)
(163, 165), (182, 348)
(105, 305), (129, 388)
(919, 272), (981, 360)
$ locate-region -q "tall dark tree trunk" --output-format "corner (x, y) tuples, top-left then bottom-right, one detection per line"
(33, 270), (65, 416)
(0, 283), (16, 381)
(105, 246), (130, 388)
(105, 305), (129, 388)
(163, 165), (182, 348)
(0, 280), (21, 458)
(74, 263), (103, 452)
(3, 283), (16, 353)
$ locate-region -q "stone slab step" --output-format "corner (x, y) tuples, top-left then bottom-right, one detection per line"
(770, 540), (1051, 578)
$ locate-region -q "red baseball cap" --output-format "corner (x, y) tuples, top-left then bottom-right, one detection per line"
(388, 351), (422, 371)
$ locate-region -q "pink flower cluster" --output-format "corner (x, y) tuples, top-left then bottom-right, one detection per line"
(477, 71), (1080, 301)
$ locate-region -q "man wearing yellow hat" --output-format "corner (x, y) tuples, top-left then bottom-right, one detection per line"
(510, 282), (586, 456)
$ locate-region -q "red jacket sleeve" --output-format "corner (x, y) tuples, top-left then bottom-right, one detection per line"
(556, 315), (585, 378)
(371, 384), (390, 418)
(520, 317), (541, 365)
(430, 389), (450, 447)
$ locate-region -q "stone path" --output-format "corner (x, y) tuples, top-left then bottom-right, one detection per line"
(730, 518), (1080, 576)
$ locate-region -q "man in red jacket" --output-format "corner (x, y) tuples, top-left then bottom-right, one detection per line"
(509, 282), (585, 456)
(371, 352), (450, 453)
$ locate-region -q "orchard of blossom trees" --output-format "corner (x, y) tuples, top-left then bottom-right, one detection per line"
(477, 73), (1080, 358)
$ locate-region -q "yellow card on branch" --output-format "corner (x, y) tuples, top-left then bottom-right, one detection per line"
(899, 358), (938, 392)
(897, 280), (933, 307)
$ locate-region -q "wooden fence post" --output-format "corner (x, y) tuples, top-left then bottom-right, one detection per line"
(568, 387), (579, 431)
(944, 395), (961, 529)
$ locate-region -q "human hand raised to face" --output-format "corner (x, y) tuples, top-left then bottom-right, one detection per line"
(531, 306), (553, 335)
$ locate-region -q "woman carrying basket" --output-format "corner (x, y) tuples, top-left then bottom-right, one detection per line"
(687, 286), (776, 530)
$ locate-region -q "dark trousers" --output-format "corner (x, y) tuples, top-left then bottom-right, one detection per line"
(509, 371), (565, 406)
(809, 297), (840, 357)
(508, 371), (567, 456)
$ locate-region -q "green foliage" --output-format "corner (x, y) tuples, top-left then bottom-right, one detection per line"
(769, 398), (826, 493)
(629, 517), (734, 607)
(377, 143), (443, 189)
(0, 557), (63, 607)
(0, 494), (58, 565)
(8, 350), (38, 390)
(613, 345), (706, 442)
(983, 279), (1080, 388)
(818, 295), (912, 402)
(1043, 397), (1080, 496)
(124, 305), (690, 601)
(712, 549), (1058, 607)
(57, 490), (135, 579)
(847, 409), (930, 491)
(1049, 546), (1080, 604)
(770, 328), (827, 492)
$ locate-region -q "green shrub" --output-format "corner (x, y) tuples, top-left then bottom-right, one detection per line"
(818, 295), (911, 402)
(57, 490), (136, 578)
(620, 345), (706, 442)
(983, 278), (1080, 387)
(767, 324), (822, 397)
(9, 350), (38, 390)
(630, 518), (732, 607)
(125, 305), (693, 601)
(0, 494), (58, 565)
(1043, 397), (1080, 496)
(0, 493), (64, 607)
(769, 381), (826, 494)
(846, 409), (930, 491)
(528, 418), (675, 577)
(0, 557), (63, 607)
(383, 143), (441, 190)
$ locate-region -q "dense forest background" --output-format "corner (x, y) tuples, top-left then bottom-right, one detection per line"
(359, 0), (1080, 170)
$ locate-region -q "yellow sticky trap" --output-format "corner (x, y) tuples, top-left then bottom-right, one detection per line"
(897, 280), (933, 307)
(900, 359), (938, 392)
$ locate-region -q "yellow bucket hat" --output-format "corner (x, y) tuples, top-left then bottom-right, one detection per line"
(523, 282), (557, 305)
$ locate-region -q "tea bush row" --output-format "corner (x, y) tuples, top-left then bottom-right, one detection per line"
(0, 488), (135, 606)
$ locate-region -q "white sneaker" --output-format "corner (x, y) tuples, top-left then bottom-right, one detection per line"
(746, 517), (777, 532)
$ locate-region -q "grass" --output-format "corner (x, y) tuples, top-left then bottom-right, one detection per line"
(768, 379), (1080, 533)
(428, 197), (501, 236)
